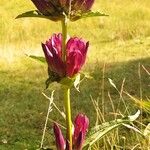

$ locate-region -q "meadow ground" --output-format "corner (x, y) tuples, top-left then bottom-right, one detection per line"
(0, 0), (150, 149)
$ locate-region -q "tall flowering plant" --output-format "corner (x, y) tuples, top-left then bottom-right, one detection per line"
(41, 33), (89, 149)
(17, 0), (141, 150)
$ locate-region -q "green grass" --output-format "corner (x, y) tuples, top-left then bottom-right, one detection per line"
(0, 0), (150, 149)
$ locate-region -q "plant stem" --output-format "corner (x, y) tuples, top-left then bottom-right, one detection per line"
(61, 15), (72, 149)
(61, 17), (68, 62)
(63, 87), (72, 149)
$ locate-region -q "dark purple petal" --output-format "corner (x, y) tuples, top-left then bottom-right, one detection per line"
(73, 114), (89, 149)
(46, 33), (62, 58)
(66, 140), (71, 150)
(31, 0), (55, 15)
(80, 41), (89, 67)
(53, 123), (66, 150)
(83, 0), (95, 11)
(42, 43), (55, 70)
(52, 33), (62, 57)
(73, 132), (83, 150)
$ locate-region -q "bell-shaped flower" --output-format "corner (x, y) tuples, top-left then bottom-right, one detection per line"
(53, 114), (89, 150)
(42, 33), (89, 78)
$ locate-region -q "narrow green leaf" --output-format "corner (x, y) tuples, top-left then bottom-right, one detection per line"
(16, 10), (49, 19)
(27, 55), (46, 63)
(82, 11), (109, 18)
(70, 11), (108, 21)
(83, 110), (140, 148)
(125, 92), (150, 113)
(16, 10), (63, 21)
(81, 11), (108, 19)
(123, 124), (144, 137)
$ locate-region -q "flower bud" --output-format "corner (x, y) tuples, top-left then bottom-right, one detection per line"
(42, 33), (89, 79)
(73, 114), (89, 150)
(53, 123), (66, 150)
(53, 114), (89, 150)
(66, 37), (89, 77)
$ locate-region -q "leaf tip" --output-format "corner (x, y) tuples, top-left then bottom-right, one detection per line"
(128, 110), (140, 121)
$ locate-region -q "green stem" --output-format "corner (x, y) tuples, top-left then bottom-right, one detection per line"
(61, 16), (72, 149)
(63, 87), (72, 149)
(61, 17), (68, 62)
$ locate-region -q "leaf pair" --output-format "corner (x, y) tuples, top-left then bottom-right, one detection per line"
(16, 10), (108, 21)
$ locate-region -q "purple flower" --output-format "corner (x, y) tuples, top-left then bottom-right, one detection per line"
(53, 123), (66, 150)
(42, 33), (89, 78)
(73, 0), (95, 12)
(66, 37), (89, 77)
(31, 0), (56, 16)
(53, 114), (89, 150)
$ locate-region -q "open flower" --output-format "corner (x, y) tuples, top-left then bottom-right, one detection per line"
(53, 114), (89, 150)
(42, 33), (89, 78)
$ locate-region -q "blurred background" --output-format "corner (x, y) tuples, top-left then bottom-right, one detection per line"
(0, 0), (150, 149)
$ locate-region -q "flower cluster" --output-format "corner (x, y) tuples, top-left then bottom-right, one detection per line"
(36, 1), (92, 150)
(42, 33), (89, 78)
(53, 114), (89, 150)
